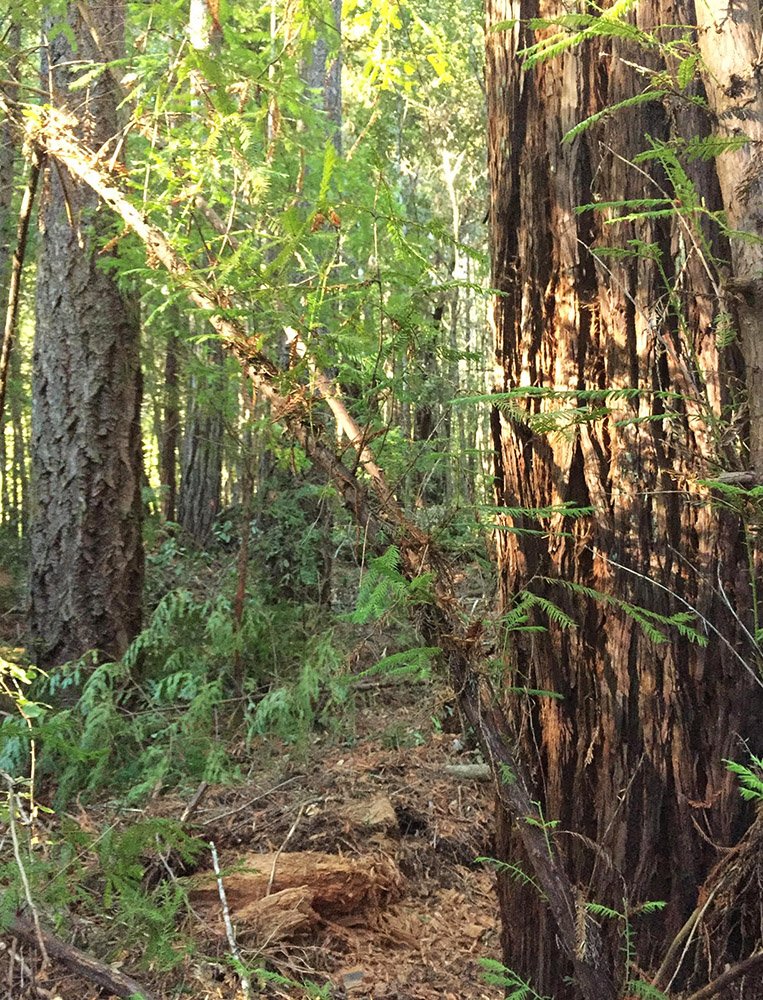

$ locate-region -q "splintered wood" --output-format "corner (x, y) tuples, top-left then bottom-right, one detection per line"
(190, 851), (403, 942)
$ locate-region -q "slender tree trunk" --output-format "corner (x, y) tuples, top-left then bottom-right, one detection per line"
(9, 346), (27, 536)
(0, 21), (20, 532)
(486, 0), (763, 996)
(31, 1), (143, 667)
(412, 302), (445, 505)
(159, 324), (180, 522)
(177, 338), (224, 545)
(177, 0), (225, 545)
(694, 0), (763, 475)
(0, 21), (19, 289)
(303, 0), (342, 153)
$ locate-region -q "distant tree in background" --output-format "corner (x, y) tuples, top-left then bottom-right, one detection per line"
(31, 1), (143, 667)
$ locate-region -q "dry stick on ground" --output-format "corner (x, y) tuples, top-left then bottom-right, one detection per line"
(209, 840), (251, 997)
(179, 779), (210, 824)
(4, 97), (619, 1000)
(0, 149), (41, 424)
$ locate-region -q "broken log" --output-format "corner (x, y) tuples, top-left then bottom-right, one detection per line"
(190, 850), (403, 918)
(189, 850), (403, 942)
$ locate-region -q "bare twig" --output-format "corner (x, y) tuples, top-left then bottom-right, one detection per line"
(266, 801), (308, 896)
(209, 839), (250, 996)
(179, 780), (209, 824)
(345, 93), (380, 163)
(1, 772), (47, 965)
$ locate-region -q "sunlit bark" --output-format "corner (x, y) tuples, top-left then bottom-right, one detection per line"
(486, 0), (763, 994)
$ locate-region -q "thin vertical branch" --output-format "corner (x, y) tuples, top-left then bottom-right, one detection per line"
(1, 770), (48, 966)
(0, 150), (41, 424)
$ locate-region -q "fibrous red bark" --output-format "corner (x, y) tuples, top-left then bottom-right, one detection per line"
(486, 0), (763, 994)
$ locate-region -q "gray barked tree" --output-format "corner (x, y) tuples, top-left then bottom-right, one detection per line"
(31, 0), (143, 666)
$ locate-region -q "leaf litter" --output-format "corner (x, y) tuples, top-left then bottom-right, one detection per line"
(3, 682), (503, 1000)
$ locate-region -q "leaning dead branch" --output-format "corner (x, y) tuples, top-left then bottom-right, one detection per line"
(2, 93), (619, 999)
(684, 951), (763, 1000)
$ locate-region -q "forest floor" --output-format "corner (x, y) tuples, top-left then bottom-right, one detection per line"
(4, 678), (505, 1000)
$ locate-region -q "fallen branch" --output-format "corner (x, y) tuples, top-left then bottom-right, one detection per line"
(444, 763), (492, 782)
(9, 914), (155, 1000)
(684, 950), (763, 1000)
(2, 94), (617, 1000)
(179, 779), (209, 824)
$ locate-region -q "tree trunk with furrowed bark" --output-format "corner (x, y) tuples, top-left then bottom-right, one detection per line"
(31, 1), (143, 667)
(486, 0), (763, 995)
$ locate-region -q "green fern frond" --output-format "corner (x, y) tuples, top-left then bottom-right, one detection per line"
(478, 958), (552, 999)
(576, 197), (672, 213)
(725, 755), (763, 801)
(625, 980), (669, 999)
(476, 857), (543, 893)
(631, 899), (667, 915)
(586, 901), (623, 920)
(521, 593), (578, 630)
(505, 685), (565, 699)
(563, 90), (665, 143)
(318, 139), (338, 205)
(544, 578), (708, 646)
(358, 646), (440, 680)
(684, 133), (750, 160)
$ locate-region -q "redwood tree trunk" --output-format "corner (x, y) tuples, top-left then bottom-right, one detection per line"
(31, 1), (143, 667)
(486, 0), (763, 995)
